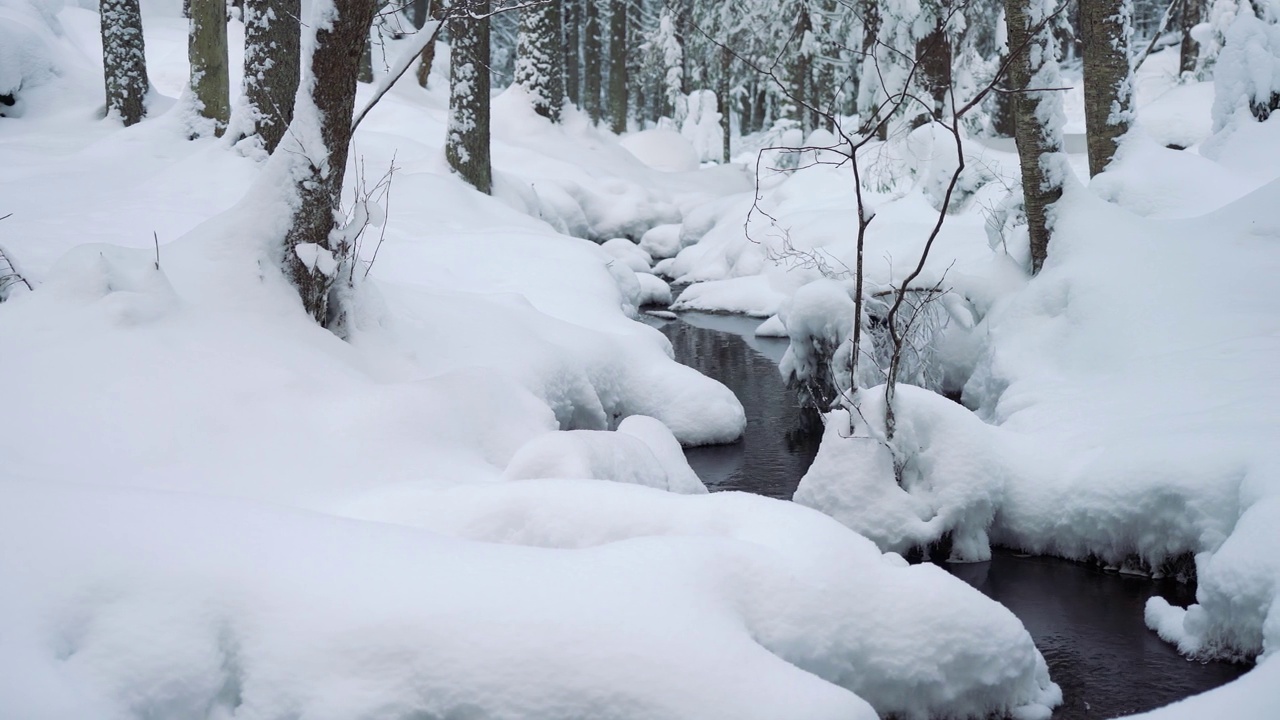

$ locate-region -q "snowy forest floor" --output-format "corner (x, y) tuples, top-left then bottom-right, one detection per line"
(1, 2), (1279, 719)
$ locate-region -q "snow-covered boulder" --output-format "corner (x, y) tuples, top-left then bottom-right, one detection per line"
(600, 237), (653, 272)
(639, 223), (683, 260)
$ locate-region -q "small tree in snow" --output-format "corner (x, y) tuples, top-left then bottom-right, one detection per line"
(100, 0), (150, 126)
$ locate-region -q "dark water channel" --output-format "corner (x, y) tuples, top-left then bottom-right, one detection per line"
(647, 310), (1250, 719)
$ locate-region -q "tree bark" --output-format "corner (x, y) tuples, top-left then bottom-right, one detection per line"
(241, 0), (299, 153)
(1004, 0), (1066, 273)
(914, 16), (952, 126)
(717, 45), (730, 162)
(188, 0), (230, 135)
(1180, 0), (1201, 75)
(447, 0), (492, 194)
(281, 0), (379, 326)
(515, 0), (564, 121)
(791, 6), (813, 134)
(606, 0), (627, 133)
(564, 0), (580, 106)
(100, 0), (150, 126)
(583, 0), (602, 123)
(1081, 0), (1134, 176)
(416, 0), (444, 87)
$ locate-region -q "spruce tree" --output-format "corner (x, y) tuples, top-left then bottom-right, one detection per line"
(583, 0), (603, 122)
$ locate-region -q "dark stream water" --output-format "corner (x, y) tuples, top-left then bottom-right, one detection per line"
(647, 310), (1250, 719)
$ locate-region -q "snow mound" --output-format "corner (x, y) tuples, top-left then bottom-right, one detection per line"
(671, 275), (788, 317)
(639, 222), (683, 260)
(504, 415), (707, 494)
(620, 128), (700, 172)
(634, 271), (672, 306)
(601, 237), (653, 272)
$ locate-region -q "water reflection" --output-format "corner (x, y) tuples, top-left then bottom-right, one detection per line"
(651, 309), (1251, 718)
(649, 311), (821, 499)
(950, 553), (1248, 718)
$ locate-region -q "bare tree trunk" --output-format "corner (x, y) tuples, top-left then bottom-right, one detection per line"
(1081, 0), (1134, 176)
(188, 0), (230, 135)
(359, 28), (374, 83)
(1004, 0), (1066, 273)
(717, 45), (730, 163)
(101, 0), (150, 126)
(416, 0), (443, 87)
(515, 0), (564, 121)
(564, 0), (580, 106)
(583, 0), (602, 123)
(281, 0), (379, 326)
(242, 0), (300, 152)
(791, 7), (813, 134)
(447, 1), (492, 194)
(606, 0), (627, 133)
(1180, 0), (1201, 75)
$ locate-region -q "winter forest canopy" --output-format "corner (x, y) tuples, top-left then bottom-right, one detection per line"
(2, 0), (1280, 717)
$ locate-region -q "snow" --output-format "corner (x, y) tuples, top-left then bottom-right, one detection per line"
(619, 127), (700, 172)
(5, 0), (1280, 717)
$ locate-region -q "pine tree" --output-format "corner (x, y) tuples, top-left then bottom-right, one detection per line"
(1180, 0), (1203, 75)
(607, 0), (628, 132)
(1004, 0), (1066, 273)
(280, 0), (379, 326)
(1081, 0), (1134, 176)
(447, 1), (492, 194)
(187, 0), (230, 136)
(100, 0), (150, 126)
(515, 0), (565, 121)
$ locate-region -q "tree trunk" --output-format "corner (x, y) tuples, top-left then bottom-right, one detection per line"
(791, 7), (813, 134)
(359, 28), (373, 83)
(1081, 0), (1134, 176)
(914, 17), (952, 126)
(447, 0), (492, 194)
(515, 0), (564, 121)
(718, 45), (730, 163)
(583, 0), (602, 123)
(100, 0), (150, 126)
(410, 0), (427, 28)
(751, 85), (766, 133)
(416, 0), (443, 87)
(241, 0), (300, 153)
(281, 0), (379, 326)
(1180, 0), (1201, 75)
(1004, 0), (1066, 274)
(606, 0), (627, 133)
(564, 0), (580, 106)
(188, 0), (230, 135)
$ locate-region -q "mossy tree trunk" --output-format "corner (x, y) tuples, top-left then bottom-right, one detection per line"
(188, 0), (230, 135)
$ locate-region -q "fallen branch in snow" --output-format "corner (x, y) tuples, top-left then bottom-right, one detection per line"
(0, 216), (34, 299)
(152, 230), (160, 270)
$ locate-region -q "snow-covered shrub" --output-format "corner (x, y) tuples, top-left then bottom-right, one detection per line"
(778, 279), (859, 410)
(678, 90), (724, 163)
(794, 386), (1010, 562)
(0, 0), (65, 115)
(1210, 8), (1280, 130)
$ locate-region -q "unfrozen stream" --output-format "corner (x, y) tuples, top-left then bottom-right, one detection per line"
(646, 310), (1249, 719)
